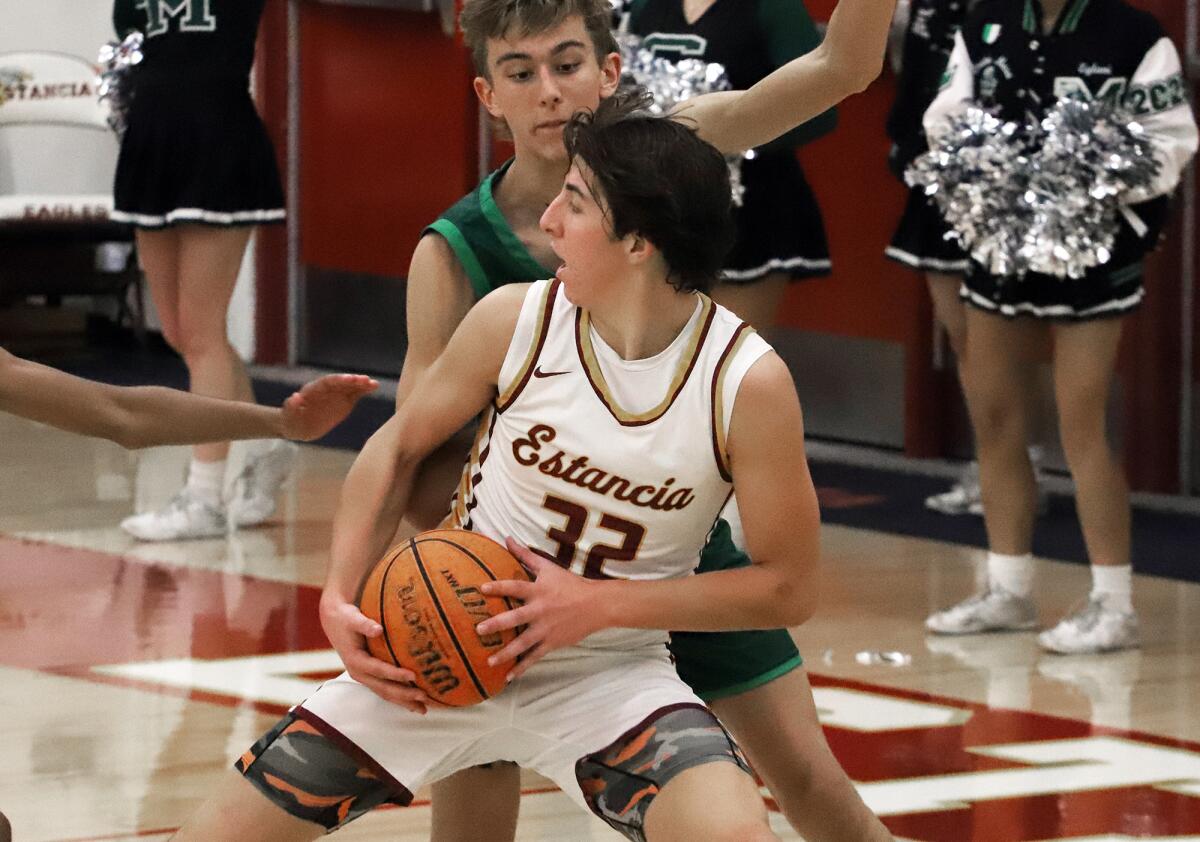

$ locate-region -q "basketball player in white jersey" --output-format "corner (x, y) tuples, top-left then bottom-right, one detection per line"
(169, 92), (845, 841)
(396, 2), (893, 839)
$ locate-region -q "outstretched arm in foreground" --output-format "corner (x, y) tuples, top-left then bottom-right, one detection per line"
(679, 0), (896, 154)
(479, 351), (822, 679)
(0, 348), (377, 447)
(318, 284), (525, 713)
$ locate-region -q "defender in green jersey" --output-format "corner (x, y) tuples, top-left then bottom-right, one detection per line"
(362, 1), (896, 840)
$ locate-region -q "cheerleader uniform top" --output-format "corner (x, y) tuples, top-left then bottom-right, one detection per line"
(926, 0), (1197, 210)
(112, 0), (266, 87)
(886, 0), (972, 174)
(109, 0), (284, 227)
(925, 0), (1198, 316)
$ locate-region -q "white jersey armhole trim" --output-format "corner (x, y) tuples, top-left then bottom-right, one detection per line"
(712, 326), (772, 481)
(496, 280), (559, 410)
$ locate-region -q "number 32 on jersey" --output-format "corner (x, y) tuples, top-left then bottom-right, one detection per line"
(536, 494), (647, 580)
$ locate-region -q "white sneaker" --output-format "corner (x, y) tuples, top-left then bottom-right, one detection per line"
(1038, 598), (1140, 654)
(229, 441), (299, 527)
(120, 488), (227, 541)
(925, 461), (1050, 516)
(925, 462), (983, 515)
(925, 587), (1038, 635)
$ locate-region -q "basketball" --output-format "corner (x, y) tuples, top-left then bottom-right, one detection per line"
(359, 529), (531, 707)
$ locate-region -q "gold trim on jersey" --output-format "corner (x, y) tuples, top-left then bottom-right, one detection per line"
(575, 294), (715, 427)
(443, 406), (498, 529)
(710, 322), (755, 482)
(496, 280), (560, 413)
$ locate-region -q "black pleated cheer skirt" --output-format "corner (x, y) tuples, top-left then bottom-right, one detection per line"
(113, 78), (285, 229)
(961, 197), (1170, 322)
(721, 150), (831, 284)
(885, 186), (970, 274)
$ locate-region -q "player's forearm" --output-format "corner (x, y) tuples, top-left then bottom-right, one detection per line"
(0, 353), (284, 448)
(108, 386), (284, 447)
(821, 0), (895, 91)
(593, 562), (816, 633)
(692, 0), (891, 153)
(326, 428), (419, 603)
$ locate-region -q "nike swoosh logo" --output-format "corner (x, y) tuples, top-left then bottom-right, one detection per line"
(533, 366), (570, 379)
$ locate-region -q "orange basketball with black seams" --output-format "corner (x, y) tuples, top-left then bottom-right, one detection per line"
(359, 529), (531, 707)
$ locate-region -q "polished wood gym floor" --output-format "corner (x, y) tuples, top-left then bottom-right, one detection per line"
(2, 410), (1199, 841)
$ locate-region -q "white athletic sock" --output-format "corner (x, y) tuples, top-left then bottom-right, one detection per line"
(1090, 565), (1133, 613)
(186, 459), (226, 508)
(987, 551), (1034, 598)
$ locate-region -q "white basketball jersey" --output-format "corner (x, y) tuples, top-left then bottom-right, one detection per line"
(445, 279), (771, 650)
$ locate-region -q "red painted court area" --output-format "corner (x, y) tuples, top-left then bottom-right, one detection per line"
(0, 537), (328, 670)
(4, 535), (1200, 841)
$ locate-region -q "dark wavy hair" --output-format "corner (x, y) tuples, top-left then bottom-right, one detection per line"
(459, 0), (618, 79)
(562, 89), (736, 294)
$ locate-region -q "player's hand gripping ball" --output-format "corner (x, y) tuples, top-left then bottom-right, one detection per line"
(359, 529), (531, 707)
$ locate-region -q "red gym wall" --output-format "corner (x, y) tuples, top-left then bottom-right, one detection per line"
(255, 0), (1198, 493)
(294, 4), (477, 278)
(253, 0), (288, 366)
(253, 0), (479, 366)
(1118, 0), (1196, 493)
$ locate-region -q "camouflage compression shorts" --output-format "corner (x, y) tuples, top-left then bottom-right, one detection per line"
(238, 703), (750, 838)
(236, 711), (408, 830)
(577, 703), (753, 842)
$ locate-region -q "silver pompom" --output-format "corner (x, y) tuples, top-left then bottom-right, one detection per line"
(97, 31), (144, 138)
(617, 33), (747, 206)
(905, 105), (1030, 276)
(907, 98), (1162, 279)
(1018, 98), (1161, 278)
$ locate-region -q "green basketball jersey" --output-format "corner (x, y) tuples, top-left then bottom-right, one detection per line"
(424, 159), (552, 302)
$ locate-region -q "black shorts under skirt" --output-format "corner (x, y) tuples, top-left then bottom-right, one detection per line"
(112, 80), (286, 229)
(721, 150), (831, 284)
(961, 197), (1170, 322)
(885, 186), (969, 274)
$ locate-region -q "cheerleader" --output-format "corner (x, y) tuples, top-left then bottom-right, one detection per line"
(110, 0), (292, 541)
(883, 0), (1052, 518)
(923, 0), (1197, 653)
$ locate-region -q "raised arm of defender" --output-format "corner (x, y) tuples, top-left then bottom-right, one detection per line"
(677, 0), (895, 154)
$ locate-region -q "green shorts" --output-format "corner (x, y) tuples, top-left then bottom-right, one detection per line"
(668, 519), (803, 702)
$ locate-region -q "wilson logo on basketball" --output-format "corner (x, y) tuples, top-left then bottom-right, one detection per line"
(396, 578), (461, 697)
(441, 568), (503, 649)
(512, 423), (696, 511)
(359, 530), (531, 707)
